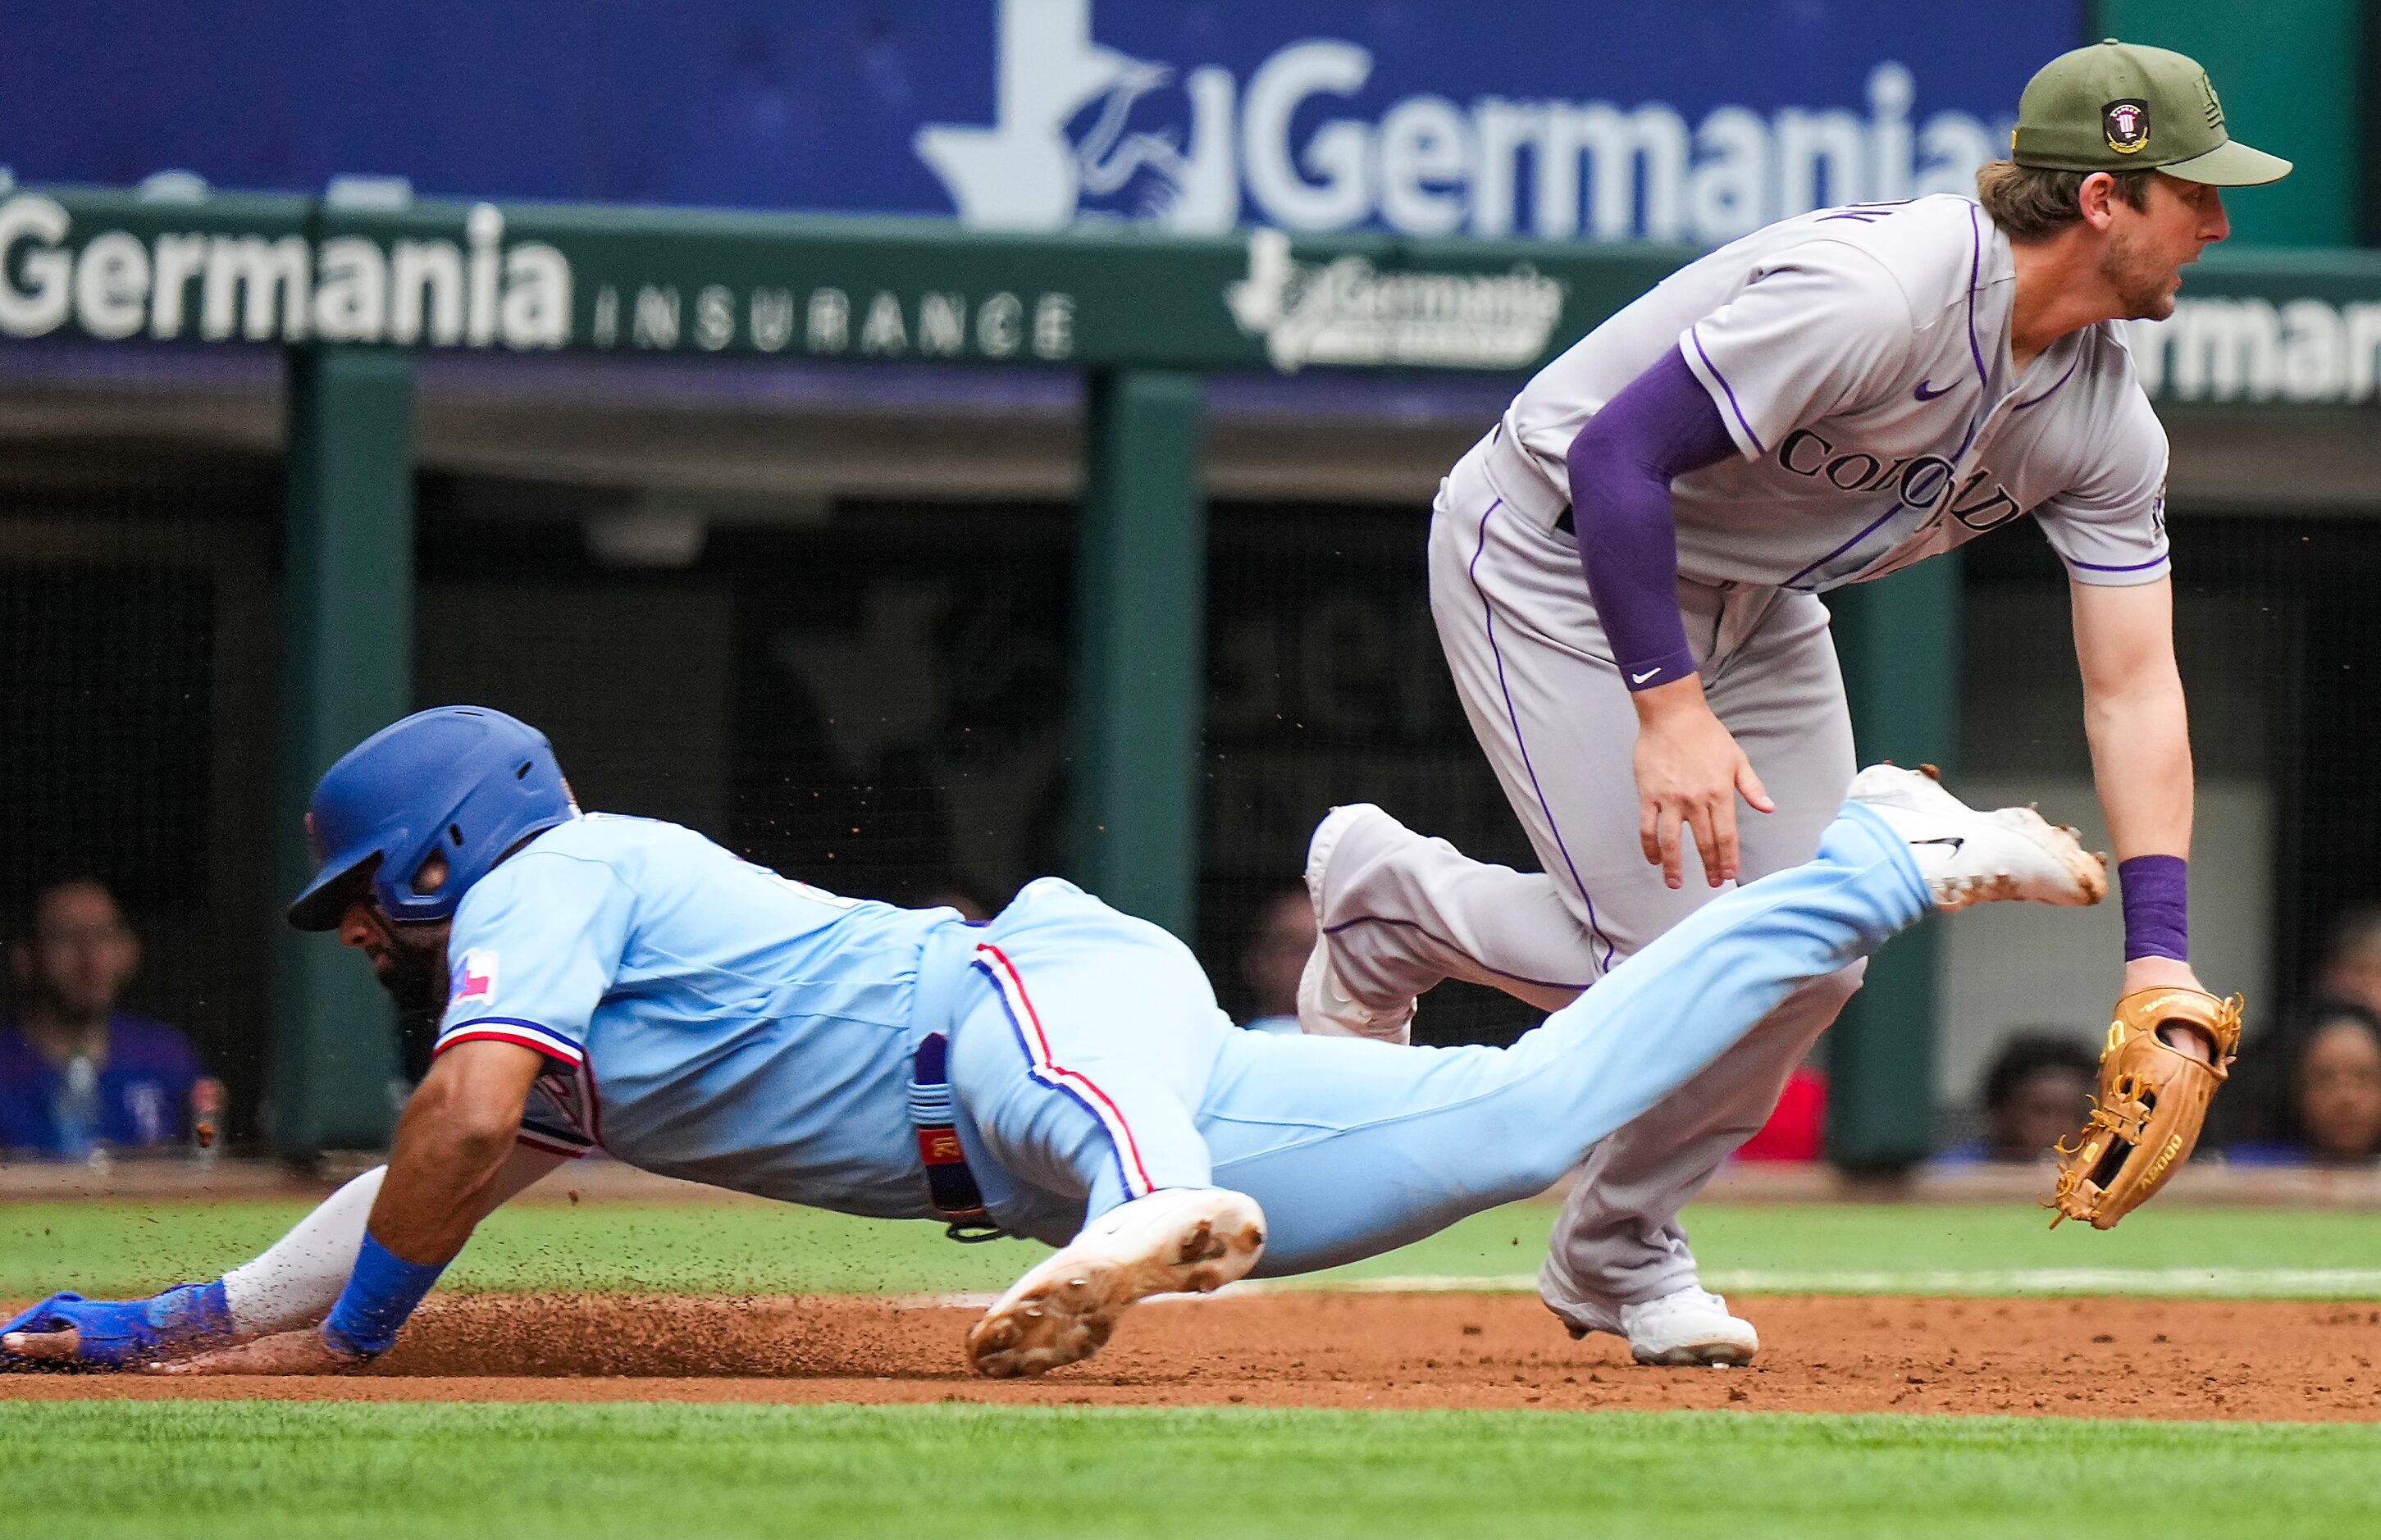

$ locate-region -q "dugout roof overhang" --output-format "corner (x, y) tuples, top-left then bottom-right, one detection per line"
(4, 184), (2381, 512)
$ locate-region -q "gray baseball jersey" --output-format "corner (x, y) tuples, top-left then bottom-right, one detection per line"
(1483, 194), (2170, 594)
(1312, 194), (2169, 1336)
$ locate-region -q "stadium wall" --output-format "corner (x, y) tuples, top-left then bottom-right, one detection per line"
(5, 185), (2378, 1167)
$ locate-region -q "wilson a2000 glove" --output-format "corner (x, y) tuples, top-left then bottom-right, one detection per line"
(2048, 986), (2243, 1230)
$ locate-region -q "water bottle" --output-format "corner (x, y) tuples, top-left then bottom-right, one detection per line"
(190, 1077), (224, 1165)
(53, 1054), (99, 1163)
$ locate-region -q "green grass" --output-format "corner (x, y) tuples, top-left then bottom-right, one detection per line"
(10, 1196), (2381, 1301)
(0, 1194), (1046, 1297)
(5, 1401), (2376, 1540)
(11, 1208), (2376, 1539)
(1311, 1200), (2381, 1296)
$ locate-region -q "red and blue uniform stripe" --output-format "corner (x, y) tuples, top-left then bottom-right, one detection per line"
(970, 942), (1156, 1201)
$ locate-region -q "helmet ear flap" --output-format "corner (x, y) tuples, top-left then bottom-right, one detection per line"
(408, 843), (458, 897)
(361, 825), (442, 923)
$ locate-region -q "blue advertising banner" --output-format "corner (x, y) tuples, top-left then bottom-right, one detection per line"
(5, 1), (2080, 243)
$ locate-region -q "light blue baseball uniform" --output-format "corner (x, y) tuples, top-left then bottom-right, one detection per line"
(434, 813), (956, 1215)
(434, 804), (1930, 1275)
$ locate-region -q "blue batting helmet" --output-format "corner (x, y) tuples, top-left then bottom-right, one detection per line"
(288, 705), (577, 932)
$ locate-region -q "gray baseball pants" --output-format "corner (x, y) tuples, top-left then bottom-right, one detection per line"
(1313, 436), (1860, 1332)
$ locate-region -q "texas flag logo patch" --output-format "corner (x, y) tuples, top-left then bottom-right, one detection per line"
(449, 949), (499, 1009)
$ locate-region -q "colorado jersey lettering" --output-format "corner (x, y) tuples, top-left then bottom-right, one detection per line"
(1489, 194), (2169, 593)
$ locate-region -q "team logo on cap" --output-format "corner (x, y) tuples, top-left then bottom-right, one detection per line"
(2104, 98), (2151, 154)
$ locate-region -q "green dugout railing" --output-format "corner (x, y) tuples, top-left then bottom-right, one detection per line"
(9, 184), (2377, 1164)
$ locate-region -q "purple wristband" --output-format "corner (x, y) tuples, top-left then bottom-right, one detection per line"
(2118, 854), (2188, 962)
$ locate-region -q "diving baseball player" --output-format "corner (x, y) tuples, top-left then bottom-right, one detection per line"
(1296, 41), (2284, 1364)
(3, 706), (2102, 1378)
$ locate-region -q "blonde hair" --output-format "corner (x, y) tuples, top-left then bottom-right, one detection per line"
(1975, 160), (2155, 240)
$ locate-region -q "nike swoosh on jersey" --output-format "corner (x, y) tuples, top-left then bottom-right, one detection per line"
(1630, 667), (1663, 684)
(1913, 379), (1955, 401)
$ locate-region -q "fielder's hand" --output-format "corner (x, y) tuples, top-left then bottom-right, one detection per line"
(1, 1282), (236, 1370)
(2120, 957), (2215, 1065)
(1630, 677), (1772, 889)
(147, 1326), (367, 1377)
(2122, 954), (2205, 1000)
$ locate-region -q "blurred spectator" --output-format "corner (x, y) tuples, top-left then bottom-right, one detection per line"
(1935, 1031), (2098, 1164)
(1736, 1060), (1827, 1161)
(1238, 884), (1314, 1034)
(0, 877), (217, 1160)
(2228, 1002), (2381, 1167)
(2315, 909), (2381, 1021)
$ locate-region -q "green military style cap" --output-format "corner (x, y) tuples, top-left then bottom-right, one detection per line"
(2012, 39), (2292, 185)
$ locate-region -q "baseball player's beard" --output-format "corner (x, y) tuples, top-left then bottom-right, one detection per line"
(2100, 227), (2178, 322)
(371, 932), (450, 1054)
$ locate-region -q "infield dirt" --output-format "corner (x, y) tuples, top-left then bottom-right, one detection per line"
(5, 1291), (2377, 1421)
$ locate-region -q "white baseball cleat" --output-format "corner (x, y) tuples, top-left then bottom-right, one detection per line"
(1617, 1286), (1761, 1368)
(965, 1187), (1266, 1379)
(1297, 804), (1417, 1043)
(1848, 763), (2108, 912)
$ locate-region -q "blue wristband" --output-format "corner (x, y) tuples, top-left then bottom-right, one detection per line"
(320, 1234), (447, 1359)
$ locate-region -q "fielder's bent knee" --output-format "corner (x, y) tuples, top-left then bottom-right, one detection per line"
(1810, 956), (1866, 1004)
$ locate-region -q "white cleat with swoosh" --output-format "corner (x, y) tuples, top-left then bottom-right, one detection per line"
(1848, 763), (2107, 913)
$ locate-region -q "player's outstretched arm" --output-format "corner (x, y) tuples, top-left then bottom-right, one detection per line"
(217, 1142), (563, 1337)
(153, 1039), (550, 1376)
(2070, 574), (2205, 998)
(2, 1166), (399, 1369)
(2, 1056), (560, 1373)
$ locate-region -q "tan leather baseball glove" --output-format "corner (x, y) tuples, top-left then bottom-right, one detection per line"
(2047, 986), (2244, 1229)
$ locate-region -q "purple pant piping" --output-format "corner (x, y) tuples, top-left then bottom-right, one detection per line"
(1467, 497), (1619, 974)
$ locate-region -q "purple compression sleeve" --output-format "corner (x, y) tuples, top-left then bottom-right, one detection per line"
(1563, 346), (1740, 692)
(2118, 854), (2188, 962)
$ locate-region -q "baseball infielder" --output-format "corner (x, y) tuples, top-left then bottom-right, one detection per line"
(1297, 41), (2286, 1363)
(3, 707), (2101, 1378)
